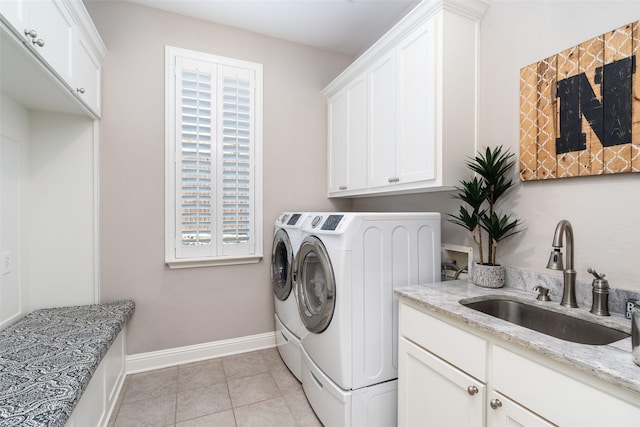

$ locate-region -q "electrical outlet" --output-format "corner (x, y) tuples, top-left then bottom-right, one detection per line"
(626, 300), (637, 319)
(1, 252), (11, 275)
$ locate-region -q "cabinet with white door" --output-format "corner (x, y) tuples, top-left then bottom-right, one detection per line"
(0, 0), (74, 84)
(399, 299), (640, 427)
(324, 0), (488, 197)
(367, 18), (437, 191)
(69, 19), (103, 114)
(367, 50), (397, 189)
(487, 390), (554, 427)
(392, 16), (438, 187)
(491, 344), (640, 426)
(398, 336), (485, 427)
(327, 73), (367, 194)
(398, 301), (488, 426)
(0, 0), (106, 116)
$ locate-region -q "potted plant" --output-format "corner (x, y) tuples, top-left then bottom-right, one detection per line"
(449, 146), (523, 288)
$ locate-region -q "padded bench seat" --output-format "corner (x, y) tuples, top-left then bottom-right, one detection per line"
(0, 300), (134, 427)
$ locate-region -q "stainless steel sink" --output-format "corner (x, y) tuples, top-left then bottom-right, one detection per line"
(461, 298), (630, 345)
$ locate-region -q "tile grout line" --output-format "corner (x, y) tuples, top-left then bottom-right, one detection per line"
(112, 349), (320, 426)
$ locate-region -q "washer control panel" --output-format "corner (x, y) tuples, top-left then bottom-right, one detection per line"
(287, 213), (302, 225)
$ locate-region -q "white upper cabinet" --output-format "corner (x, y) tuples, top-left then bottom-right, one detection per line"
(394, 18), (437, 185)
(0, 1), (28, 40)
(323, 0), (488, 197)
(28, 0), (74, 83)
(327, 73), (368, 194)
(1, 0), (73, 83)
(0, 0), (106, 117)
(71, 29), (102, 115)
(367, 51), (396, 189)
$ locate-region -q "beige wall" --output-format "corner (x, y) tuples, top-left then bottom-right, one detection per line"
(354, 1), (640, 293)
(85, 1), (351, 354)
(89, 0), (640, 355)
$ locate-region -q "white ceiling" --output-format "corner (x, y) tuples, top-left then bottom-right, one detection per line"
(124, 0), (421, 56)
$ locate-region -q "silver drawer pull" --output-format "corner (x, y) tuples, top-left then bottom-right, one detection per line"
(467, 385), (478, 396)
(490, 398), (502, 410)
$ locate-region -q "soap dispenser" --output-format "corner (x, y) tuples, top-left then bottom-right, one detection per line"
(587, 268), (609, 316)
(632, 301), (640, 367)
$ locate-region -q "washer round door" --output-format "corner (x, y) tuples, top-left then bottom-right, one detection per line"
(295, 236), (336, 333)
(271, 229), (293, 301)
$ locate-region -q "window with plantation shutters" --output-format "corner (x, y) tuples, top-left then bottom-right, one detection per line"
(165, 46), (263, 268)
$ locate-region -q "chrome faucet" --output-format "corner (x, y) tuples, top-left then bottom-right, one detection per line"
(546, 220), (578, 308)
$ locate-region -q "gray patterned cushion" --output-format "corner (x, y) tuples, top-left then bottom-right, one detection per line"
(0, 301), (135, 427)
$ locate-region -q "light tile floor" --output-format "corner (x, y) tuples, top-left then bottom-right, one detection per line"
(108, 348), (322, 427)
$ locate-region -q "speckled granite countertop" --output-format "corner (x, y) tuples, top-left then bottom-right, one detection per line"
(395, 280), (640, 395)
(0, 300), (135, 427)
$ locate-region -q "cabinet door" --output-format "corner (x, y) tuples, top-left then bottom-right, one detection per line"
(493, 345), (640, 426)
(367, 51), (396, 189)
(396, 18), (437, 184)
(327, 75), (366, 194)
(398, 337), (484, 427)
(0, 0), (29, 39)
(72, 31), (101, 115)
(488, 391), (556, 427)
(28, 0), (74, 83)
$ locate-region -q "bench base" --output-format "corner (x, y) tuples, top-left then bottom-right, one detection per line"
(66, 327), (126, 427)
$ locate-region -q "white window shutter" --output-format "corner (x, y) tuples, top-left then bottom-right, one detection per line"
(218, 65), (254, 255)
(176, 58), (216, 258)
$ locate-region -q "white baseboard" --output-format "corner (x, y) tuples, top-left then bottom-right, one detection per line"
(125, 331), (277, 374)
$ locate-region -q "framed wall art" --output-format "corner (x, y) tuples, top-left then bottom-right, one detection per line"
(520, 21), (640, 181)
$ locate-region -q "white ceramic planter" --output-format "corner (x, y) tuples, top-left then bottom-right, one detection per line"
(472, 263), (505, 288)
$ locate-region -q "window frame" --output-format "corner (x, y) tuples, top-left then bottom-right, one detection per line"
(165, 45), (263, 269)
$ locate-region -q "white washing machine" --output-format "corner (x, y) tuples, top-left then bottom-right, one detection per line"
(271, 212), (308, 381)
(294, 212), (441, 427)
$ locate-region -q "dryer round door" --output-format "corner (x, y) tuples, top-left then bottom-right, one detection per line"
(295, 236), (336, 333)
(271, 229), (293, 301)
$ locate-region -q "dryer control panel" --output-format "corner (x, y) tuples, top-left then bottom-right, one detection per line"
(304, 213), (355, 233)
(321, 215), (344, 231)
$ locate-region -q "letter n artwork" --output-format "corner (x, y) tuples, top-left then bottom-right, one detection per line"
(519, 21), (640, 181)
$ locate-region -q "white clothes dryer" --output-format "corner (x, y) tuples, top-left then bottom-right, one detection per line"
(294, 212), (441, 427)
(271, 212), (307, 381)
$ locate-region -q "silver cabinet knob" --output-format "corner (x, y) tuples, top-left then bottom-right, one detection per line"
(24, 29), (37, 38)
(76, 88), (86, 94)
(32, 38), (45, 47)
(490, 398), (502, 410)
(467, 385), (478, 396)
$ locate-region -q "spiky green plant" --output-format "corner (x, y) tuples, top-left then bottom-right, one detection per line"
(449, 177), (487, 263)
(449, 146), (523, 265)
